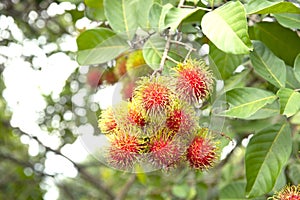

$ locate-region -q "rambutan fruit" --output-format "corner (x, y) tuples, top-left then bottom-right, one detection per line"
(270, 184), (300, 200)
(114, 54), (128, 78)
(173, 59), (214, 105)
(126, 50), (153, 78)
(166, 101), (198, 135)
(186, 128), (219, 170)
(133, 76), (175, 115)
(127, 102), (147, 127)
(87, 69), (102, 88)
(101, 68), (118, 85)
(121, 77), (136, 101)
(108, 134), (140, 170)
(98, 107), (118, 134)
(148, 129), (183, 169)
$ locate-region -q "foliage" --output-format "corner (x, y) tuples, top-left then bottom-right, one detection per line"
(0, 0), (300, 199)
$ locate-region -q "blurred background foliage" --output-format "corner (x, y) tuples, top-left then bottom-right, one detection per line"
(0, 0), (300, 200)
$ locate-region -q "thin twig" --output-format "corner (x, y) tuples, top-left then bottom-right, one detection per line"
(114, 174), (136, 200)
(151, 33), (172, 77)
(166, 55), (180, 64)
(184, 48), (193, 63)
(170, 40), (196, 51)
(180, 5), (212, 11)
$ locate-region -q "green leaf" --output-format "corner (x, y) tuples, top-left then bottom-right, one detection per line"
(164, 7), (200, 31)
(224, 69), (251, 92)
(246, 0), (300, 15)
(104, 0), (138, 39)
(277, 88), (300, 117)
(220, 181), (247, 200)
(286, 65), (300, 89)
(250, 41), (286, 88)
(201, 1), (253, 54)
(149, 3), (173, 32)
(274, 13), (300, 30)
(288, 163), (300, 184)
(245, 123), (292, 197)
(77, 28), (130, 65)
(172, 184), (189, 199)
(136, 0), (160, 30)
(209, 43), (244, 79)
(294, 53), (300, 83)
(249, 22), (300, 66)
(142, 35), (189, 74)
(247, 100), (280, 120)
(85, 0), (105, 20)
(219, 87), (277, 119)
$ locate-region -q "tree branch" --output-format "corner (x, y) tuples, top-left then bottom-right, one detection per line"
(114, 174), (136, 200)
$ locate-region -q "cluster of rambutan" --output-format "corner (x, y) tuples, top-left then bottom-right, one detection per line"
(98, 59), (219, 171)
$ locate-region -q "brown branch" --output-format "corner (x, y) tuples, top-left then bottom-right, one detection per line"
(114, 174), (136, 200)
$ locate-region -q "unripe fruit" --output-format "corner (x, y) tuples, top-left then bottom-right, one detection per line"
(174, 59), (213, 105)
(186, 129), (218, 170)
(108, 134), (140, 170)
(126, 50), (153, 78)
(98, 107), (118, 134)
(114, 54), (128, 78)
(270, 184), (300, 200)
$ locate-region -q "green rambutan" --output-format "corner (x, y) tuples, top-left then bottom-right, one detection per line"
(98, 107), (118, 134)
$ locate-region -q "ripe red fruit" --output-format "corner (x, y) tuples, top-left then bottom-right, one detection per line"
(98, 107), (118, 134)
(166, 102), (198, 134)
(271, 184), (300, 200)
(101, 69), (118, 85)
(121, 78), (136, 101)
(174, 59), (213, 105)
(87, 69), (102, 88)
(134, 76), (175, 114)
(186, 131), (218, 170)
(108, 134), (140, 170)
(149, 130), (183, 169)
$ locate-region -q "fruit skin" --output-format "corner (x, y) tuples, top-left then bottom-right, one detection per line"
(148, 128), (183, 169)
(133, 76), (176, 115)
(186, 128), (219, 170)
(114, 54), (128, 78)
(108, 134), (140, 170)
(126, 50), (153, 78)
(87, 69), (102, 88)
(174, 59), (214, 105)
(98, 107), (118, 134)
(166, 101), (198, 135)
(269, 184), (300, 200)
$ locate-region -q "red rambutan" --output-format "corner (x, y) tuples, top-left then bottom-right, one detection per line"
(270, 184), (300, 200)
(127, 102), (147, 127)
(174, 59), (213, 105)
(133, 76), (175, 114)
(148, 129), (183, 169)
(166, 102), (198, 135)
(108, 134), (140, 170)
(186, 129), (218, 170)
(87, 69), (102, 88)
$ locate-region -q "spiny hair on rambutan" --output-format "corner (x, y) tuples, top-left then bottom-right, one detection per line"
(133, 76), (176, 115)
(126, 101), (148, 127)
(107, 133), (140, 170)
(166, 100), (199, 135)
(126, 50), (146, 71)
(173, 59), (214, 106)
(98, 106), (118, 134)
(186, 128), (219, 170)
(148, 128), (184, 169)
(269, 184), (300, 200)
